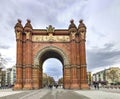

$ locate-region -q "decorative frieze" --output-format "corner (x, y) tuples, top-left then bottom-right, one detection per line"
(32, 35), (70, 42)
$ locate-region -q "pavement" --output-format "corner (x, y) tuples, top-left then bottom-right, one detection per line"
(75, 89), (120, 99)
(0, 89), (24, 97)
(19, 89), (50, 99)
(0, 88), (120, 99)
(0, 89), (31, 99)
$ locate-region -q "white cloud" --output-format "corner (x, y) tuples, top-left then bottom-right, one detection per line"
(86, 0), (120, 49)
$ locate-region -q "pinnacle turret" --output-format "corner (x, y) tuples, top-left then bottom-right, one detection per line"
(78, 20), (86, 33)
(24, 19), (32, 29)
(68, 19), (77, 33)
(14, 19), (23, 29)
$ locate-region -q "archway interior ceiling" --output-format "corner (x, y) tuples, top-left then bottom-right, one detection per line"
(39, 50), (64, 66)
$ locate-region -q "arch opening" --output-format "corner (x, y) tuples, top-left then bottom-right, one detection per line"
(42, 58), (63, 88)
(33, 46), (70, 89)
(39, 50), (64, 88)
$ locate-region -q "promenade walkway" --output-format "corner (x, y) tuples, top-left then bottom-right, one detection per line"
(76, 88), (120, 99)
(0, 88), (120, 99)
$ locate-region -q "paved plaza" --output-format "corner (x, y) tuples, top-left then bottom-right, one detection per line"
(0, 88), (120, 99)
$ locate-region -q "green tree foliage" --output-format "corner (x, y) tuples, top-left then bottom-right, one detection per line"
(58, 77), (63, 85)
(107, 69), (120, 83)
(42, 74), (55, 86)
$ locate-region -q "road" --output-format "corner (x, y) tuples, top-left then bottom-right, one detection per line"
(1, 88), (120, 99)
(40, 89), (89, 99)
(0, 88), (88, 99)
(20, 88), (89, 99)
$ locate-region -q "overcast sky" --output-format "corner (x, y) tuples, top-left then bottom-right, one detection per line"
(0, 0), (120, 80)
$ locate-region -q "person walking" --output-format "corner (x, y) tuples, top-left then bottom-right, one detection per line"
(94, 84), (96, 89)
(97, 83), (99, 90)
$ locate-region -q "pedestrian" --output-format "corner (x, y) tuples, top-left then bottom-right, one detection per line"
(94, 84), (96, 89)
(56, 85), (58, 89)
(97, 83), (99, 90)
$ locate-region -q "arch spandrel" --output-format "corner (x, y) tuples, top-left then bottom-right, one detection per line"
(33, 46), (70, 67)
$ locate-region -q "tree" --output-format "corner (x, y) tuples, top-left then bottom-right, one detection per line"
(48, 76), (55, 85)
(58, 77), (63, 85)
(106, 68), (120, 84)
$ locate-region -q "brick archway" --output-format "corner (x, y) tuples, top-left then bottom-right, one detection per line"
(33, 46), (70, 89)
(14, 19), (89, 90)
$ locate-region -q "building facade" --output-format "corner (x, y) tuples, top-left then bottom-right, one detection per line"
(1, 71), (6, 87)
(92, 67), (120, 85)
(5, 66), (16, 86)
(11, 66), (16, 86)
(14, 19), (89, 90)
(5, 68), (11, 86)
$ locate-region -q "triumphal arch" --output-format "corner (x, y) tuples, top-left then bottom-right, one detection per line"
(14, 19), (89, 90)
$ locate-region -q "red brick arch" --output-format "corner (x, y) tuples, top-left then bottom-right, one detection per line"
(14, 19), (89, 90)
